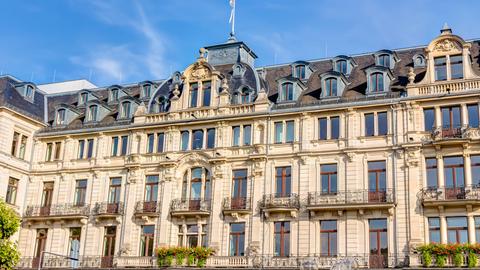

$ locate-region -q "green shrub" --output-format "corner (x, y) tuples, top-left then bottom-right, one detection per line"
(187, 254), (195, 266)
(469, 252), (478, 268)
(422, 251), (432, 267)
(165, 255), (173, 266)
(436, 254), (447, 267)
(453, 252), (464, 267)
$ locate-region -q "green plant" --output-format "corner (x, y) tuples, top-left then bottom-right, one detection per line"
(165, 255), (173, 266)
(422, 251), (432, 267)
(436, 254), (447, 267)
(453, 252), (464, 267)
(187, 254), (195, 266)
(174, 247), (186, 266)
(0, 200), (21, 270)
(469, 252), (478, 268)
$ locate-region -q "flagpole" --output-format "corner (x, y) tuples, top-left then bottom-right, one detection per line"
(231, 0), (235, 37)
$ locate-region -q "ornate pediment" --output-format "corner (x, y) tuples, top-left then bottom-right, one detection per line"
(433, 38), (461, 53)
(190, 63), (211, 80)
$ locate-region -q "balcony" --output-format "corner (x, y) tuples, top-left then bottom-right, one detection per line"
(222, 197), (252, 217)
(134, 201), (160, 217)
(23, 203), (90, 222)
(419, 185), (480, 207)
(307, 189), (395, 215)
(17, 256), (102, 269)
(92, 202), (124, 220)
(170, 199), (211, 217)
(260, 193), (300, 218)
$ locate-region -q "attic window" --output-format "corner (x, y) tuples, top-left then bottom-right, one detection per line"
(142, 84), (152, 98)
(413, 55), (426, 68)
(336, 60), (347, 74)
(157, 96), (168, 112)
(120, 101), (131, 118)
(25, 85), (35, 100)
(378, 54), (390, 68)
(110, 88), (119, 102)
(79, 93), (88, 105)
(56, 109), (66, 125)
(281, 82), (294, 101)
(295, 65), (306, 80)
(233, 87), (252, 104)
(370, 72), (384, 92)
(324, 78), (338, 96)
(87, 105), (98, 122)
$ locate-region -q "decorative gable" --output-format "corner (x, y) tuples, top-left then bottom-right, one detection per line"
(276, 77), (305, 103)
(332, 55), (357, 76)
(319, 71), (349, 98)
(54, 104), (80, 126)
(291, 61), (313, 80)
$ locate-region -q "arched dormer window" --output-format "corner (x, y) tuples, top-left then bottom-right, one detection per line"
(233, 87), (253, 104)
(370, 72), (384, 92)
(110, 88), (119, 103)
(142, 84), (152, 98)
(324, 78), (338, 96)
(120, 101), (131, 118)
(25, 85), (34, 100)
(86, 105), (98, 122)
(157, 96), (169, 112)
(79, 92), (88, 105)
(295, 65), (306, 80)
(291, 61), (311, 80)
(378, 54), (390, 68)
(336, 60), (347, 74)
(56, 108), (66, 125)
(374, 50), (398, 70)
(332, 56), (356, 76)
(413, 54), (426, 68)
(281, 82), (294, 101)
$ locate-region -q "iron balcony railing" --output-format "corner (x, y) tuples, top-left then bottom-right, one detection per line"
(93, 202), (124, 216)
(24, 203), (90, 218)
(419, 185), (480, 202)
(307, 189), (395, 206)
(260, 193), (300, 209)
(222, 197), (252, 211)
(134, 201), (160, 215)
(170, 199), (212, 213)
(432, 126), (464, 140)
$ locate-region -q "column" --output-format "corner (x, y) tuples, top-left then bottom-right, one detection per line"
(468, 214), (475, 244)
(439, 211), (447, 244)
(465, 153), (472, 187)
(461, 104), (468, 128)
(437, 154), (445, 188)
(434, 106), (442, 129)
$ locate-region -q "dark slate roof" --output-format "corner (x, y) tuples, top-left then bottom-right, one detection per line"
(0, 76), (45, 122)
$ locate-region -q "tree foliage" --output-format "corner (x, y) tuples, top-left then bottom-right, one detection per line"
(0, 200), (21, 269)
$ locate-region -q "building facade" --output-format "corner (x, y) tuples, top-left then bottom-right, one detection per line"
(2, 26), (480, 269)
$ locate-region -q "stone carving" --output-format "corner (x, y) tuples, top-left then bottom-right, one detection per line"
(433, 39), (460, 52)
(171, 84), (180, 100)
(134, 102), (146, 116)
(191, 66), (208, 80)
(220, 78), (229, 94)
(408, 67), (415, 84)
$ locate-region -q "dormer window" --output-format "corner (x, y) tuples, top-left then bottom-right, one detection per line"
(25, 85), (34, 100)
(142, 84), (152, 98)
(157, 96), (169, 112)
(450, 55), (463, 79)
(413, 54), (426, 68)
(324, 78), (338, 96)
(80, 92), (88, 105)
(370, 72), (384, 92)
(434, 57), (447, 81)
(336, 60), (347, 74)
(202, 81), (211, 107)
(189, 83), (198, 108)
(295, 65), (306, 80)
(56, 109), (66, 125)
(233, 87), (253, 104)
(87, 105), (98, 122)
(120, 101), (131, 118)
(110, 88), (119, 102)
(378, 54), (390, 68)
(281, 82), (294, 101)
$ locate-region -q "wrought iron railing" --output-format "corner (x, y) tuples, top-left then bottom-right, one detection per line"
(93, 202), (124, 216)
(222, 197), (252, 211)
(307, 189), (395, 206)
(170, 199), (212, 213)
(419, 185), (480, 202)
(134, 201), (160, 215)
(260, 193), (300, 209)
(17, 256), (102, 268)
(24, 203), (90, 218)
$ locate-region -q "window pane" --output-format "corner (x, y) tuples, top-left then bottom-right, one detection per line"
(206, 129), (215, 149)
(319, 118), (327, 140)
(87, 139), (94, 158)
(190, 83), (198, 108)
(365, 113), (375, 136)
(192, 130), (204, 150)
(78, 140), (85, 159)
(181, 131), (189, 151)
(202, 81), (211, 106)
(243, 125), (251, 146)
(147, 134), (154, 153)
(330, 117), (339, 139)
(424, 109), (435, 132)
(468, 104), (479, 128)
(157, 133), (165, 153)
(274, 122), (283, 143)
(120, 136), (128, 156)
(378, 112), (388, 135)
(426, 158), (438, 188)
(450, 55), (463, 80)
(111, 137), (118, 156)
(435, 57), (447, 81)
(286, 121), (294, 143)
(472, 155), (480, 186)
(232, 126), (240, 146)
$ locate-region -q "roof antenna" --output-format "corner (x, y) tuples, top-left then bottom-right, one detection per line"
(52, 69), (57, 82)
(88, 69), (93, 81)
(227, 0), (237, 42)
(30, 72), (34, 82)
(325, 42), (328, 58)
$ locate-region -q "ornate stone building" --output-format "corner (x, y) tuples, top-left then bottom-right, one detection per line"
(2, 26), (480, 268)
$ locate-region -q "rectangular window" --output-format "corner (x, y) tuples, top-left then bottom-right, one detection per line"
(54, 142), (62, 160)
(157, 133), (165, 153)
(11, 132), (19, 156)
(192, 130), (204, 150)
(87, 139), (94, 158)
(46, 143), (53, 161)
(120, 136), (128, 156)
(6, 177), (19, 205)
(377, 112), (388, 136)
(450, 55), (463, 80)
(442, 106), (462, 129)
(140, 225), (155, 256)
(468, 104), (479, 128)
(369, 219), (388, 258)
(19, 135), (27, 159)
(232, 169), (248, 203)
(147, 134), (155, 153)
(368, 161), (387, 203)
(206, 129), (215, 149)
(229, 223), (245, 256)
(444, 156), (465, 196)
(190, 83), (198, 108)
(201, 224), (208, 247)
(69, 227), (81, 259)
(426, 158), (438, 188)
(243, 125), (251, 146)
(145, 175), (159, 202)
(232, 126), (240, 147)
(321, 164), (337, 194)
(447, 217), (468, 244)
(274, 221), (290, 257)
(275, 166), (291, 197)
(74, 180), (87, 206)
(319, 118), (327, 140)
(103, 226), (116, 258)
(472, 155), (480, 186)
(202, 81), (211, 107)
(286, 121), (294, 143)
(111, 137), (118, 156)
(187, 225), (199, 247)
(108, 178), (122, 204)
(181, 131), (189, 151)
(331, 116), (339, 139)
(475, 217), (480, 243)
(274, 122), (283, 143)
(365, 113), (375, 136)
(434, 56), (447, 81)
(320, 220), (337, 256)
(424, 108), (435, 132)
(78, 140), (85, 159)
(428, 217), (441, 243)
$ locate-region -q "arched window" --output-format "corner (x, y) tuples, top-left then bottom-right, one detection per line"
(281, 82), (294, 101)
(239, 88), (251, 104)
(79, 92), (88, 105)
(370, 73), (384, 92)
(110, 88), (119, 102)
(295, 65), (306, 79)
(87, 105), (98, 122)
(324, 78), (338, 96)
(142, 84), (152, 98)
(181, 167), (211, 205)
(335, 60), (347, 74)
(25, 85), (34, 99)
(157, 96), (168, 112)
(120, 102), (131, 118)
(378, 54), (390, 67)
(414, 55), (425, 68)
(56, 109), (66, 125)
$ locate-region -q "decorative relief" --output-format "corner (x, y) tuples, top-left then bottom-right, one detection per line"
(433, 39), (460, 52)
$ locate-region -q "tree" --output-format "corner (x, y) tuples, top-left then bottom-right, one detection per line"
(0, 200), (21, 269)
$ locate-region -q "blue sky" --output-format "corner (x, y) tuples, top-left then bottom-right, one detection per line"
(0, 0), (479, 87)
